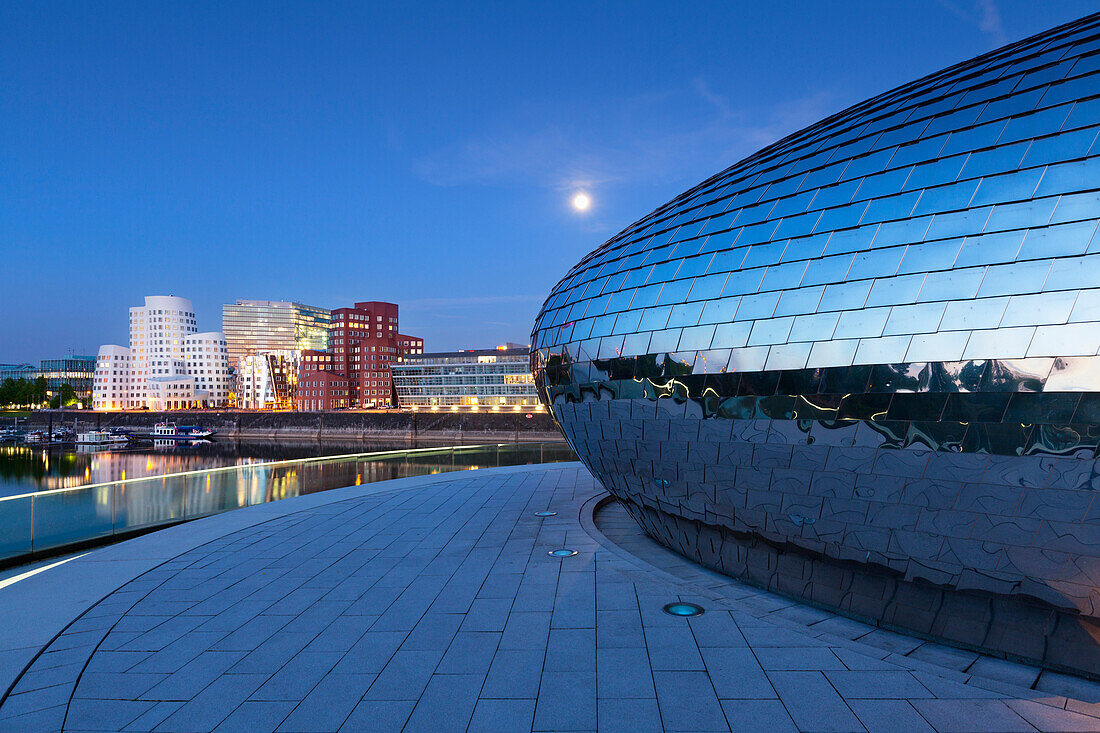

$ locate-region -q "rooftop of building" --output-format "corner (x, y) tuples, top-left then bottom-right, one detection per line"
(228, 300), (331, 311)
(399, 346), (530, 361)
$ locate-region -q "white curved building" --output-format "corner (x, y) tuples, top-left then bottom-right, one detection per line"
(92, 296), (230, 410)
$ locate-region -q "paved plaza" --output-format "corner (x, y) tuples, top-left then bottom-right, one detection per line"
(2, 463), (1100, 732)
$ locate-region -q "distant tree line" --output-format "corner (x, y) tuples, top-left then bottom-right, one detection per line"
(0, 377), (80, 408)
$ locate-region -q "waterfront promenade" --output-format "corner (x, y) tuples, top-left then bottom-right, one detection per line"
(1, 464), (1099, 732)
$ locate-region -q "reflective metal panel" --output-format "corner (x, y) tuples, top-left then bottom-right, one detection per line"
(533, 14), (1100, 678)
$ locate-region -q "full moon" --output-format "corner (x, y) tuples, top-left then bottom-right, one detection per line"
(571, 192), (591, 211)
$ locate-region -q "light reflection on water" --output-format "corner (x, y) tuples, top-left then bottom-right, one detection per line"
(0, 440), (553, 497)
(0, 441), (576, 561)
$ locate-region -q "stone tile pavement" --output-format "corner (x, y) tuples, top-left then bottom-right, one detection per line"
(1, 463), (1099, 731)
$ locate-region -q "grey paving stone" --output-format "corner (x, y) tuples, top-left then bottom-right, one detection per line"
(830, 648), (899, 672)
(598, 697), (663, 733)
(229, 632), (315, 675)
(719, 699), (799, 732)
(909, 671), (1006, 699)
(644, 625), (706, 671)
(968, 657), (1042, 689)
(482, 648), (544, 699)
(739, 624), (825, 648)
(250, 650), (341, 701)
(847, 699), (936, 733)
(437, 631), (501, 675)
(128, 631), (227, 674)
(85, 650), (152, 675)
(857, 629), (925, 656)
(596, 609), (646, 648)
(1005, 699), (1100, 732)
(332, 630), (407, 674)
(139, 651), (246, 701)
(0, 683), (73, 719)
(907, 642), (982, 672)
(653, 669), (730, 732)
(275, 673), (374, 732)
(10, 467), (1100, 733)
(700, 647), (776, 699)
(403, 673), (484, 733)
(545, 628), (596, 672)
(468, 698), (536, 733)
(755, 646), (847, 671)
(767, 671), (866, 732)
(213, 701), (296, 733)
(123, 700), (184, 731)
(597, 646), (656, 698)
(499, 611), (552, 650)
(461, 598), (513, 631)
(824, 670), (935, 699)
(911, 699), (1037, 732)
(534, 669), (597, 731)
(74, 671), (170, 701)
(154, 673), (267, 731)
(362, 649), (444, 701)
(400, 612), (464, 651)
(0, 704), (67, 732)
(687, 612), (747, 648)
(66, 697), (156, 730)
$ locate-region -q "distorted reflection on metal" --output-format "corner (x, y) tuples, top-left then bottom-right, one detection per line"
(531, 14), (1100, 677)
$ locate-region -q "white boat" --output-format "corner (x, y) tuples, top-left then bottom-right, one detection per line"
(75, 430), (129, 446)
(152, 422), (215, 439)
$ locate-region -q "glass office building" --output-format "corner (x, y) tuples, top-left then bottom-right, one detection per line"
(394, 348), (538, 408)
(1, 358), (96, 402)
(222, 300), (331, 363)
(533, 14), (1100, 676)
(37, 356), (96, 401)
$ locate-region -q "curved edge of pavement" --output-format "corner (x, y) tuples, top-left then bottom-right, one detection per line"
(0, 462), (585, 705)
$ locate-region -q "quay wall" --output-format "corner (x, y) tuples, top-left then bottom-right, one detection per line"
(22, 410), (564, 444)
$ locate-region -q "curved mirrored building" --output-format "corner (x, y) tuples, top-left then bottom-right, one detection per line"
(533, 14), (1100, 676)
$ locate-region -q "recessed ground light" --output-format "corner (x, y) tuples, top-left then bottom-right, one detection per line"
(547, 549), (578, 558)
(663, 602), (704, 617)
(534, 511), (557, 517)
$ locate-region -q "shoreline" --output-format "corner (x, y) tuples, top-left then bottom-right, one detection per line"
(18, 409), (564, 444)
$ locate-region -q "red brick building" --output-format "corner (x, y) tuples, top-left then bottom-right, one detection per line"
(296, 302), (423, 409)
(297, 369), (350, 411)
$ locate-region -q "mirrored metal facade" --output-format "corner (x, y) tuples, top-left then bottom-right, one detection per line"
(533, 14), (1100, 676)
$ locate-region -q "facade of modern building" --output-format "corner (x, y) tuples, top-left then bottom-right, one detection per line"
(236, 350), (300, 410)
(0, 357), (96, 403)
(297, 370), (351, 411)
(304, 301), (424, 409)
(532, 14), (1100, 676)
(393, 347), (538, 408)
(221, 300), (331, 364)
(93, 296), (231, 410)
(37, 356), (96, 402)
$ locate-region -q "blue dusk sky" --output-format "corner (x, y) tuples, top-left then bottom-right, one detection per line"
(0, 1), (1096, 361)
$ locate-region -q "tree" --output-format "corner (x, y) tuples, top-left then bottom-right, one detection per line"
(32, 377), (47, 405)
(49, 383), (78, 409)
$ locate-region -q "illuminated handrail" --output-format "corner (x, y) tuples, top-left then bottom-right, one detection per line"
(0, 443), (521, 503)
